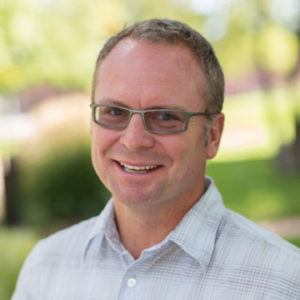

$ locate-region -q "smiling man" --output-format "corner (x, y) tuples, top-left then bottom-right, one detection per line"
(13, 19), (300, 299)
(90, 35), (224, 259)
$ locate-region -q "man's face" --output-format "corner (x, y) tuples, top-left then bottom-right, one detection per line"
(91, 38), (223, 210)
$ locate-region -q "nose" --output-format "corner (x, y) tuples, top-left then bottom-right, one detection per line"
(119, 114), (155, 151)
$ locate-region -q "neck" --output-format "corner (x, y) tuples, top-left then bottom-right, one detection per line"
(113, 188), (205, 259)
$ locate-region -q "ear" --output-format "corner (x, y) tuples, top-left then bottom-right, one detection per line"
(206, 113), (224, 160)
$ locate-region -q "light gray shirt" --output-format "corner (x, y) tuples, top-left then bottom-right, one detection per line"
(13, 178), (300, 299)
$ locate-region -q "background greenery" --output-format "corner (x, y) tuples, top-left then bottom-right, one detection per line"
(19, 140), (110, 228)
(0, 229), (38, 300)
(1, 0), (300, 299)
(207, 158), (300, 221)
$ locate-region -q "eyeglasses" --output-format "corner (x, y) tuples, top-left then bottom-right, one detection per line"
(90, 103), (216, 134)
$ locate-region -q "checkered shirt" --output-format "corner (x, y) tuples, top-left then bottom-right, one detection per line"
(13, 177), (300, 299)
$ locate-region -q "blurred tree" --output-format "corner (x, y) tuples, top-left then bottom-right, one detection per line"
(271, 0), (300, 172)
(191, 0), (300, 172)
(247, 0), (300, 173)
(238, 0), (300, 173)
(0, 0), (202, 94)
(4, 158), (20, 225)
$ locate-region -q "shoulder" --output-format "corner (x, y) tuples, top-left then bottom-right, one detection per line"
(12, 217), (99, 299)
(213, 210), (300, 297)
(28, 216), (98, 265)
(218, 210), (300, 278)
(39, 216), (98, 252)
(222, 209), (300, 257)
(22, 199), (114, 267)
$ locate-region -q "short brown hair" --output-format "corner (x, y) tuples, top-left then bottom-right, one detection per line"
(92, 18), (224, 114)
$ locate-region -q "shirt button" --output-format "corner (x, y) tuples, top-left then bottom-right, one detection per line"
(127, 277), (136, 287)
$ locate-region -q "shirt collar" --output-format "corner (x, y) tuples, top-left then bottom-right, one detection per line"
(168, 177), (226, 268)
(83, 199), (122, 261)
(83, 177), (226, 267)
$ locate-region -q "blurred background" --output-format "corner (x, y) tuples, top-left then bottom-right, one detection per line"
(0, 0), (300, 298)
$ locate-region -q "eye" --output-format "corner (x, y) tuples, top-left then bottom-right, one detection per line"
(158, 111), (183, 122)
(110, 107), (123, 116)
(99, 106), (127, 120)
(160, 112), (172, 121)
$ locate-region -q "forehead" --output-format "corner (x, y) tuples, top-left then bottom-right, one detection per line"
(94, 38), (206, 110)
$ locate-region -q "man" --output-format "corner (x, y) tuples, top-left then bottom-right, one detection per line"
(13, 19), (300, 299)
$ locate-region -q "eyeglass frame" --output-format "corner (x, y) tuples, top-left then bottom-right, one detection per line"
(90, 103), (217, 134)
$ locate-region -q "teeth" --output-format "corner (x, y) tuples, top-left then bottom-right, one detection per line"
(119, 162), (158, 171)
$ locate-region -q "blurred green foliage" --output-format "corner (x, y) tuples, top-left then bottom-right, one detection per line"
(0, 0), (202, 93)
(1, 0), (299, 93)
(218, 88), (297, 161)
(207, 158), (300, 221)
(0, 228), (38, 300)
(19, 140), (111, 228)
(288, 238), (300, 248)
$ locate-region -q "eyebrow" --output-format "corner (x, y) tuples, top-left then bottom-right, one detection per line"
(95, 98), (127, 107)
(96, 98), (188, 111)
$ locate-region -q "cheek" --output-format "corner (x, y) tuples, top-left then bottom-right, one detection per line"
(91, 135), (103, 179)
(175, 133), (207, 172)
(91, 127), (116, 168)
(160, 135), (195, 170)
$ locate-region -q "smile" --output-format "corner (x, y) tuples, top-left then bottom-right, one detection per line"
(119, 162), (159, 173)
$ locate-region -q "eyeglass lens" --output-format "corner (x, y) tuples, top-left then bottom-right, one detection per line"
(94, 106), (186, 132)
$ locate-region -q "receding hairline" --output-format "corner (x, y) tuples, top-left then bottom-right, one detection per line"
(93, 37), (210, 106)
(91, 18), (224, 114)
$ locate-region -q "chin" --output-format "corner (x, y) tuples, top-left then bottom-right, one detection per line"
(112, 189), (162, 207)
